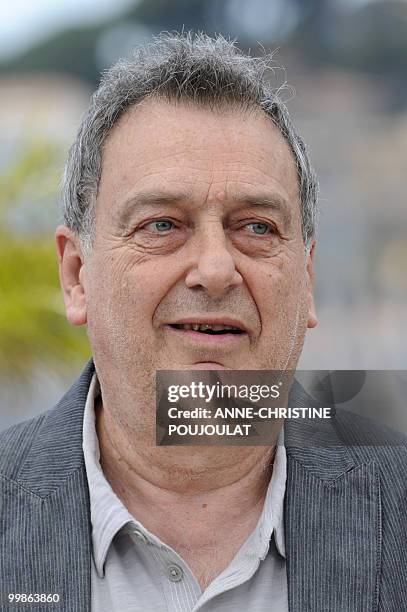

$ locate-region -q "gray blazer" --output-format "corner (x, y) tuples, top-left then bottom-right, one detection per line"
(1, 359), (406, 611)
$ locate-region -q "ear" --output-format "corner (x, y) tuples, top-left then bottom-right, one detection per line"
(306, 240), (318, 329)
(55, 225), (87, 326)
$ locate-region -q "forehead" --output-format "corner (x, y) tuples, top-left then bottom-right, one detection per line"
(97, 99), (300, 217)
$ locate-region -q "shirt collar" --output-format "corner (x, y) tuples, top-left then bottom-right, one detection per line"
(82, 373), (135, 577)
(258, 426), (287, 559)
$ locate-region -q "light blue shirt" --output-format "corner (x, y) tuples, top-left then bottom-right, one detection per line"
(82, 373), (288, 611)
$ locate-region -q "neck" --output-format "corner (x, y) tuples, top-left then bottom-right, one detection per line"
(95, 396), (276, 542)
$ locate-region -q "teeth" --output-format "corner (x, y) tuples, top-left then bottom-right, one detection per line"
(179, 323), (240, 332)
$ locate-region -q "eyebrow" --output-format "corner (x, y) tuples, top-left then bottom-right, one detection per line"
(232, 192), (293, 229)
(115, 189), (294, 230)
(115, 191), (190, 229)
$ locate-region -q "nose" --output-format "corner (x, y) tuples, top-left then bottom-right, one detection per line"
(185, 224), (243, 298)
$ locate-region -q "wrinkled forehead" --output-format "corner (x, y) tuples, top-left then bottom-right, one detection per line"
(102, 97), (298, 171)
(97, 98), (301, 221)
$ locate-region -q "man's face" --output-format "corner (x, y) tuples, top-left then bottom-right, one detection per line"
(59, 100), (316, 390)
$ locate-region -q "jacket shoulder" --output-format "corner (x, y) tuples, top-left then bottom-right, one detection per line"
(0, 359), (95, 495)
(0, 411), (49, 481)
(335, 408), (407, 484)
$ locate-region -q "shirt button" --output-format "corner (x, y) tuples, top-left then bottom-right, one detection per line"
(132, 529), (149, 544)
(167, 564), (183, 582)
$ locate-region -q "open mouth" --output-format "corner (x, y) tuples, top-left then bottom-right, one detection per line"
(168, 323), (245, 335)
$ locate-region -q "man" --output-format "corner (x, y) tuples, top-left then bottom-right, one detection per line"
(0, 33), (406, 612)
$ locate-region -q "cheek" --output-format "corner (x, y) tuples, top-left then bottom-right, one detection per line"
(251, 264), (309, 369)
(85, 254), (178, 340)
(249, 259), (307, 329)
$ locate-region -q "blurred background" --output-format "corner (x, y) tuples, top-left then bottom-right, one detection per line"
(1, 0), (406, 430)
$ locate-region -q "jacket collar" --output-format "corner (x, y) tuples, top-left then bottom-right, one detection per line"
(16, 359), (96, 497)
(284, 378), (357, 478)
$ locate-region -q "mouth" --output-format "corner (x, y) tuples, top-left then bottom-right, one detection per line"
(164, 318), (249, 347)
(168, 323), (245, 335)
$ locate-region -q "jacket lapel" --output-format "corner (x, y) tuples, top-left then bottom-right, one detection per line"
(284, 392), (381, 612)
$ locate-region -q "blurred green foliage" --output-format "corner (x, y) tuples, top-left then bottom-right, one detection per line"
(0, 142), (90, 377)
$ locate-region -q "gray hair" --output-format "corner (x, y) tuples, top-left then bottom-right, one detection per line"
(61, 32), (318, 255)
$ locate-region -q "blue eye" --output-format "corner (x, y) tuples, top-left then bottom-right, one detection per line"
(152, 220), (173, 231)
(247, 222), (270, 235)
